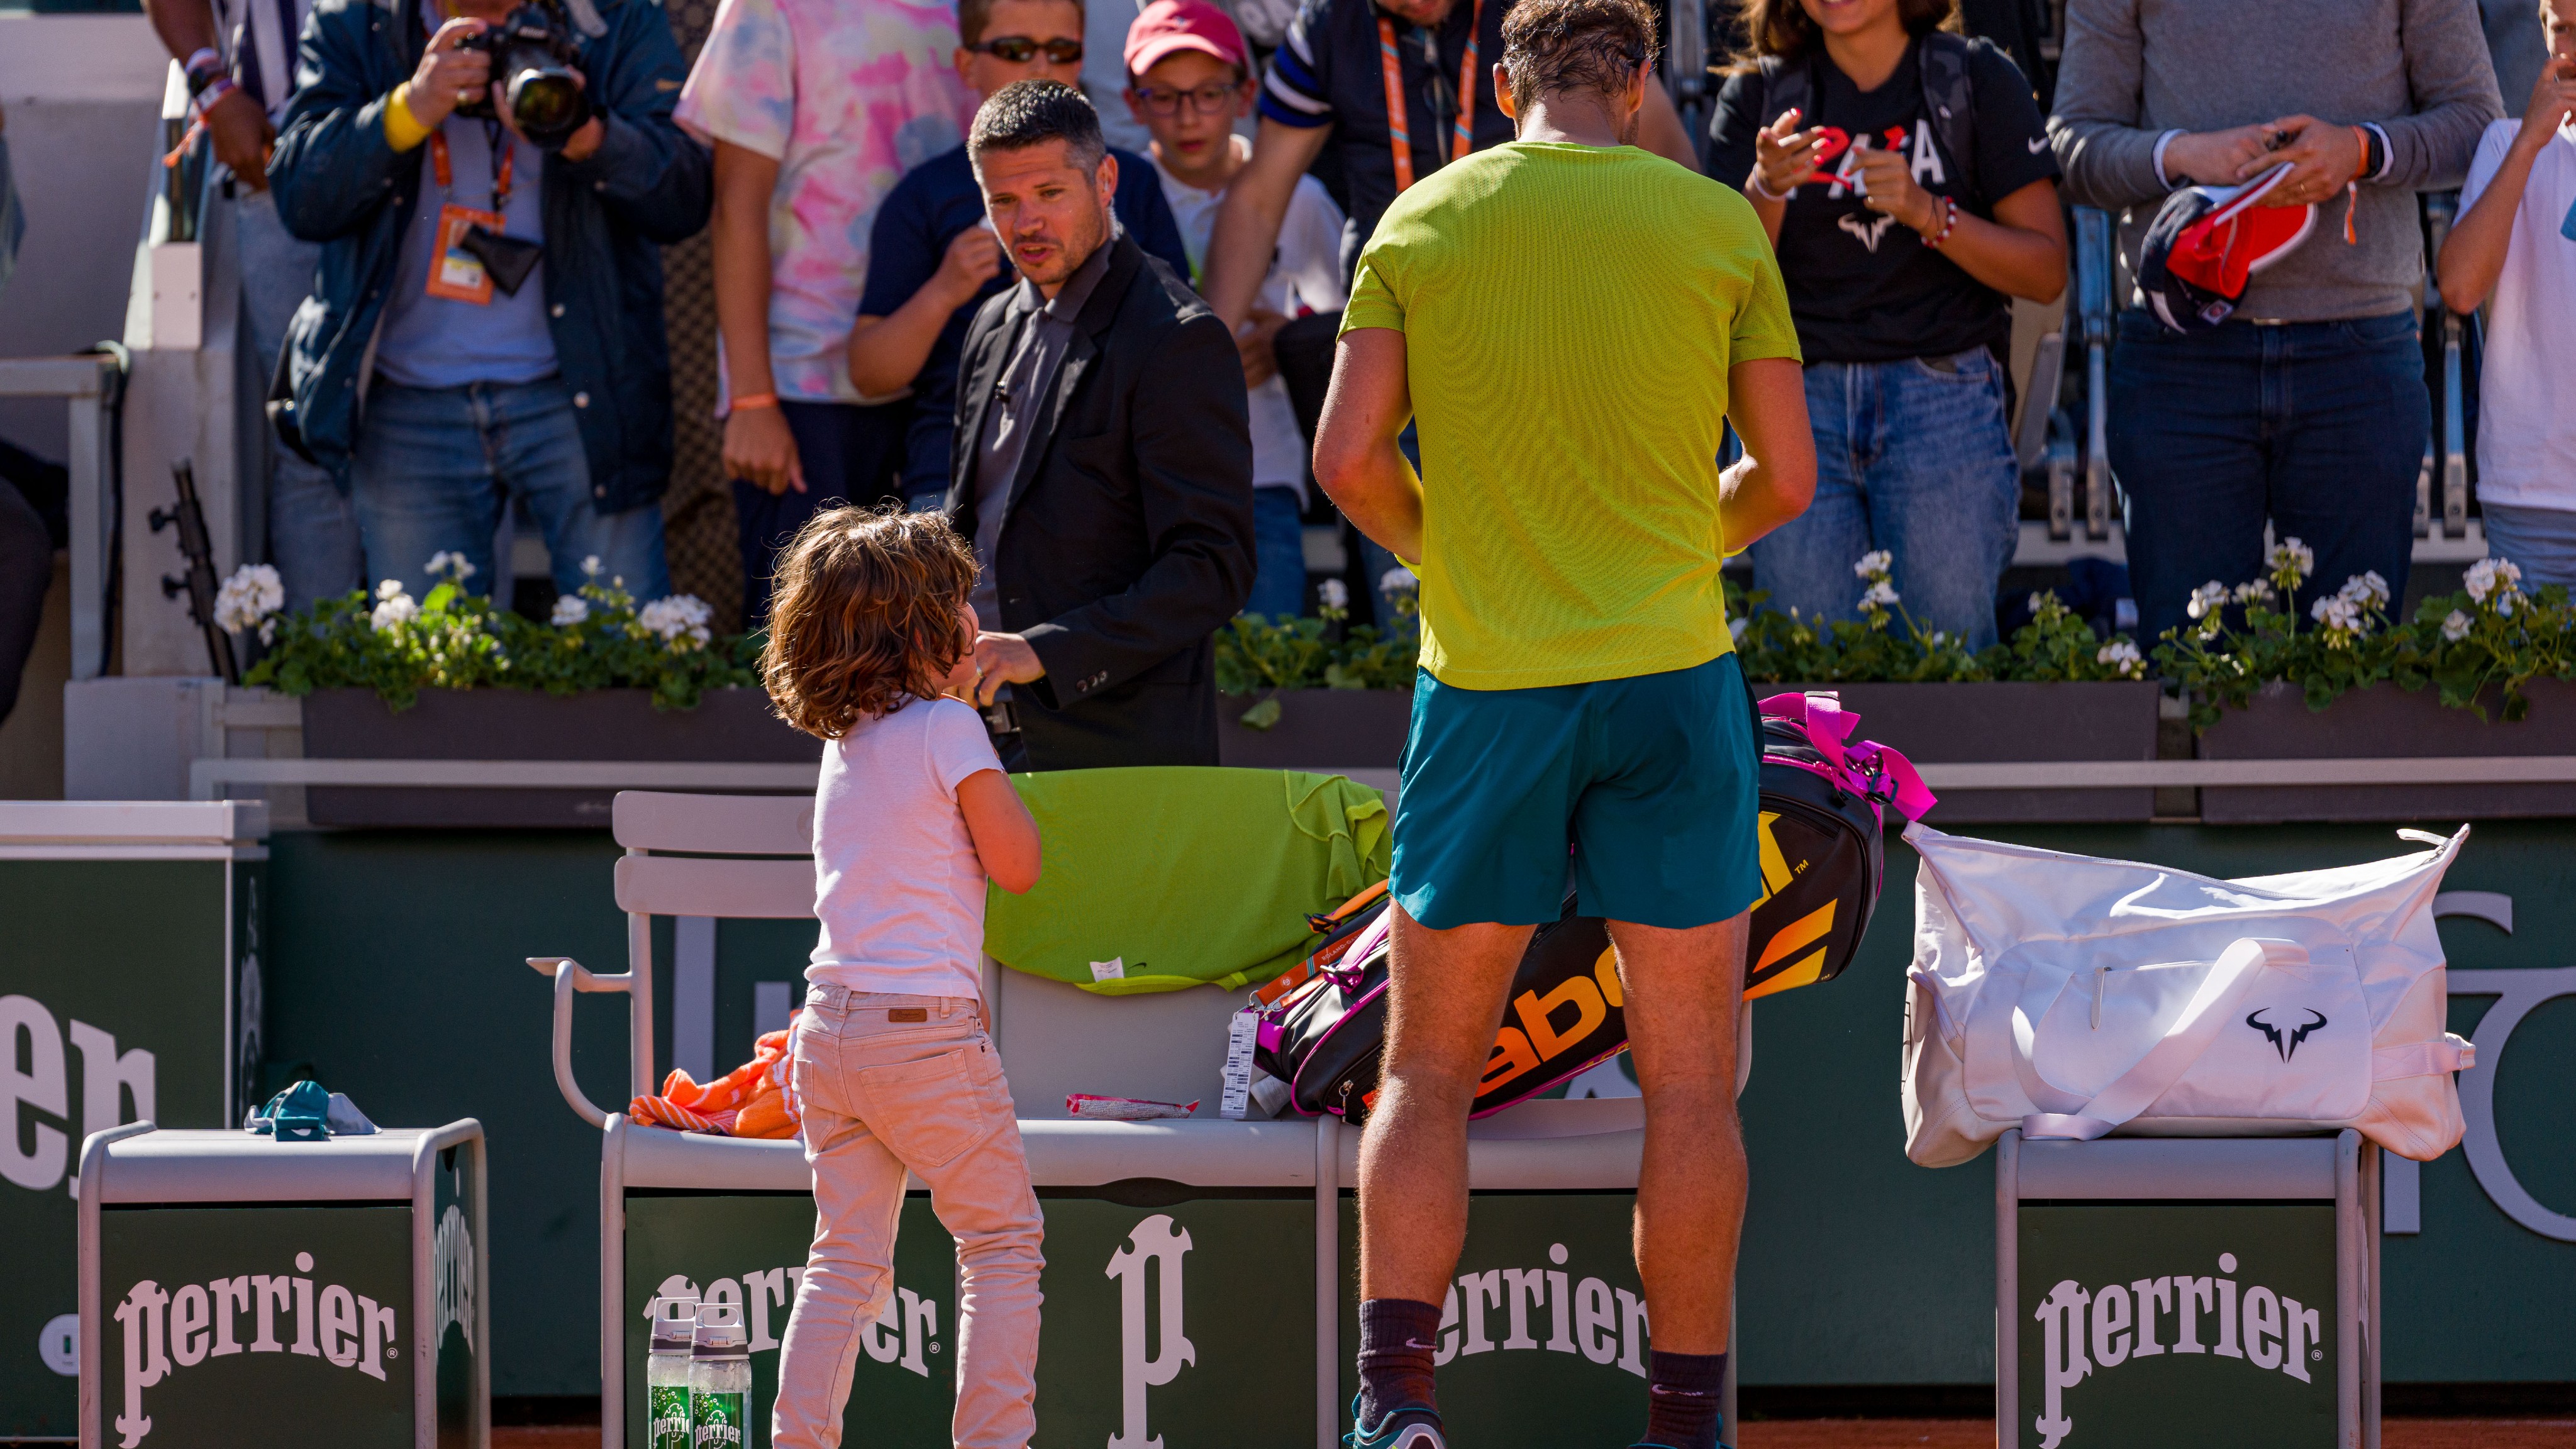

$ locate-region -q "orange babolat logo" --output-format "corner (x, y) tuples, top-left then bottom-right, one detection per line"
(1479, 947), (1624, 1097)
(1745, 810), (1835, 1000)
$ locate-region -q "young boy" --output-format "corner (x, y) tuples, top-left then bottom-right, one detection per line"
(1124, 0), (1345, 621)
(2436, 0), (2576, 587)
(848, 0), (1194, 513)
(677, 0), (975, 621)
(760, 504), (1045, 1449)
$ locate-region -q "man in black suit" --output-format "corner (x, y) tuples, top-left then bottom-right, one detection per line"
(953, 80), (1256, 770)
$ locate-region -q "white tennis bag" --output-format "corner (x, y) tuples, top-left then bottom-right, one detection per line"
(1901, 822), (2477, 1167)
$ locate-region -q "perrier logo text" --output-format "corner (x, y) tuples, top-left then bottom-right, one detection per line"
(692, 1392), (746, 1448)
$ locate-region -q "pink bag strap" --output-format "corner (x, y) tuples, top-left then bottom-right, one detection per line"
(1757, 691), (1938, 823)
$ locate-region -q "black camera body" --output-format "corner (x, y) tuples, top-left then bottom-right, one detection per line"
(456, 3), (592, 150)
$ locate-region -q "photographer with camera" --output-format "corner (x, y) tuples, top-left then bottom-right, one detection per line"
(268, 0), (710, 601)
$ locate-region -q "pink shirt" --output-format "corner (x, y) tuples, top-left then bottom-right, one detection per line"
(809, 696), (1002, 998)
(677, 0), (976, 403)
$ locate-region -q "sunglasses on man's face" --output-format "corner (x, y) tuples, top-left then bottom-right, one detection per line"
(970, 35), (1085, 64)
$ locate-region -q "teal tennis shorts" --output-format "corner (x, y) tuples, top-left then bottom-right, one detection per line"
(1390, 653), (1762, 931)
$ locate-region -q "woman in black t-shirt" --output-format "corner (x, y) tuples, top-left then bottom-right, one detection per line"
(1708, 0), (2063, 648)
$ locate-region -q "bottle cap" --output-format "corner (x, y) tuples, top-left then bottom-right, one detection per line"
(649, 1295), (699, 1355)
(692, 1300), (749, 1358)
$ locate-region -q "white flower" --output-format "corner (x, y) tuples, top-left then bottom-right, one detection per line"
(369, 592), (419, 632)
(258, 618), (277, 646)
(1853, 550), (1894, 579)
(423, 550), (479, 584)
(1378, 566), (1419, 595)
(637, 594), (714, 646)
(376, 578), (407, 602)
(213, 564), (284, 635)
(2311, 594), (2362, 633)
(2339, 570), (2390, 609)
(1317, 578), (1350, 611)
(2028, 592), (2048, 614)
(2185, 580), (2228, 620)
(2465, 556), (2522, 606)
(581, 555), (604, 579)
(2096, 640), (2145, 679)
(550, 594), (591, 626)
(2441, 609), (2472, 642)
(1859, 580), (1901, 609)
(2268, 536), (2316, 583)
(2498, 589), (2519, 617)
(2232, 580), (2276, 604)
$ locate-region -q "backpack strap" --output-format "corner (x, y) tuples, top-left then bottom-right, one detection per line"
(1918, 31), (1979, 206)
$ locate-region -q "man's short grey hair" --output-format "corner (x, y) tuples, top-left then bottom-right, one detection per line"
(968, 79), (1111, 175)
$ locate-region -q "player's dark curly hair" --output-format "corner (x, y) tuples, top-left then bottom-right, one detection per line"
(760, 504), (977, 738)
(1499, 0), (1661, 114)
(1724, 0), (1958, 72)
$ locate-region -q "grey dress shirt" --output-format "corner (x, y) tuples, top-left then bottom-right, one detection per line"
(969, 240), (1115, 627)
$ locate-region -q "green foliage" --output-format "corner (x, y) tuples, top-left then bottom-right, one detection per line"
(2151, 550), (2576, 729)
(1215, 587), (1421, 700)
(1727, 558), (2149, 687)
(243, 568), (760, 713)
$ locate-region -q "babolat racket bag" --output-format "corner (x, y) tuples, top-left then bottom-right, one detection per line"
(1250, 691), (1933, 1123)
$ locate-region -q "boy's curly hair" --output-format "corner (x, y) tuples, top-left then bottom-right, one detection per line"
(760, 504), (979, 738)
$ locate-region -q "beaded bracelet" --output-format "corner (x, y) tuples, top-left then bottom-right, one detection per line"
(183, 47), (226, 96)
(1921, 196), (1960, 249)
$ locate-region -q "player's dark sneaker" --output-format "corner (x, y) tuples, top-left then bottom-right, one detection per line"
(1346, 1394), (1445, 1448)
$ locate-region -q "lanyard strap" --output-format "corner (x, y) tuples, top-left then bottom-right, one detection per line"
(429, 123), (515, 209)
(1375, 0), (1482, 194)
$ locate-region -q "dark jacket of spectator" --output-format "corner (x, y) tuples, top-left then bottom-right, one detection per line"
(2048, 0), (2499, 321)
(948, 233), (1255, 771)
(267, 0), (710, 509)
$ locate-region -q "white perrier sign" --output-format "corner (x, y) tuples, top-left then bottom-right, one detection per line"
(2018, 1204), (2338, 1448)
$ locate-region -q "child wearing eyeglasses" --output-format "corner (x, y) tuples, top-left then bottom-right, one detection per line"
(1123, 0), (1347, 624)
(677, 0), (977, 623)
(846, 0), (1194, 516)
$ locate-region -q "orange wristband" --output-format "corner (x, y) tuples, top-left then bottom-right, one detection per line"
(729, 392), (779, 411)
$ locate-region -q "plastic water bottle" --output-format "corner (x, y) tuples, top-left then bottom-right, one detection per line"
(646, 1296), (699, 1449)
(689, 1301), (752, 1448)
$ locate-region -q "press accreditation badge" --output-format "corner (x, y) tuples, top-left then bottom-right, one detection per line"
(427, 203), (506, 304)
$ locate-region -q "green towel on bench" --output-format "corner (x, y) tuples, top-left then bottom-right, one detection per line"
(985, 767), (1391, 994)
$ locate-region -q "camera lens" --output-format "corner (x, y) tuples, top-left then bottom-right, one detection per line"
(508, 68), (582, 136)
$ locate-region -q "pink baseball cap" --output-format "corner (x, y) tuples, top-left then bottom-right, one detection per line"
(1124, 0), (1247, 79)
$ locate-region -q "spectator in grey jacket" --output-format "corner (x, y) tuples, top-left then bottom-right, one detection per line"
(2049, 0), (2502, 642)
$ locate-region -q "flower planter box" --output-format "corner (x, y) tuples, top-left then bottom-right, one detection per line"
(301, 687), (819, 828)
(1216, 680), (2163, 824)
(1217, 688), (1413, 772)
(2197, 679), (2576, 824)
(1768, 680), (2162, 824)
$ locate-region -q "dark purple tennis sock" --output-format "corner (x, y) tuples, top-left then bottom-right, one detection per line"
(1644, 1349), (1728, 1449)
(1355, 1297), (1445, 1429)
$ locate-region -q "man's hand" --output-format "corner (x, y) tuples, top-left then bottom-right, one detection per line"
(2244, 114), (2361, 208)
(206, 86), (277, 189)
(1852, 143), (1943, 235)
(1236, 306), (1289, 389)
(406, 18), (493, 130)
(1751, 108), (1824, 197)
(723, 407), (805, 495)
(2517, 58), (2576, 156)
(972, 631), (1046, 706)
(933, 225), (1004, 308)
(2160, 123), (2272, 188)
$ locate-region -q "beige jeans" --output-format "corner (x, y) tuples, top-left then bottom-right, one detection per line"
(772, 986), (1045, 1449)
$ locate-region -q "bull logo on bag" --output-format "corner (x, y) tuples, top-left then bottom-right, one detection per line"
(2245, 1008), (2328, 1063)
(1106, 1214), (1194, 1449)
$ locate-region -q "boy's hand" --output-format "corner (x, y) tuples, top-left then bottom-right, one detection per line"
(2519, 58), (2576, 154)
(933, 225), (1005, 308)
(1236, 306), (1288, 388)
(724, 406), (805, 495)
(1752, 108), (1823, 197)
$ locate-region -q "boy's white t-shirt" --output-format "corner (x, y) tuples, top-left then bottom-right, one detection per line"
(2461, 118), (2576, 514)
(809, 696), (1002, 999)
(1154, 142), (1348, 499)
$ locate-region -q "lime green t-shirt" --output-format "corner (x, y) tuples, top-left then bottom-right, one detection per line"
(1340, 142), (1800, 691)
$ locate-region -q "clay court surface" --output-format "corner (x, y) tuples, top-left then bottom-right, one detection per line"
(491, 1419), (2576, 1448)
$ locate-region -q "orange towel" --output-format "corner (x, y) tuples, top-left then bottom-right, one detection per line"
(626, 1015), (801, 1139)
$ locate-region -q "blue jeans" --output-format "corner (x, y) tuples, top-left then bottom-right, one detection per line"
(1243, 485), (1309, 620)
(2109, 308), (2427, 645)
(1748, 349), (2020, 648)
(2481, 502), (2576, 589)
(238, 190), (365, 612)
(352, 378), (670, 602)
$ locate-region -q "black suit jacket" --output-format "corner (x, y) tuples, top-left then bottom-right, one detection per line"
(947, 234), (1257, 770)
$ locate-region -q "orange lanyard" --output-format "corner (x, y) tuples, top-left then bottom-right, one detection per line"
(429, 125), (515, 209)
(1376, 0), (1482, 193)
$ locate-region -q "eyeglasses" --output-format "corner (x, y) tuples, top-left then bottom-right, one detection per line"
(1130, 80), (1240, 116)
(969, 35), (1085, 64)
